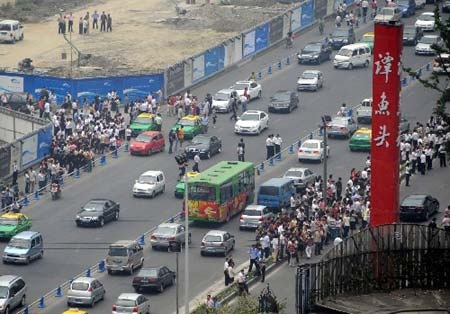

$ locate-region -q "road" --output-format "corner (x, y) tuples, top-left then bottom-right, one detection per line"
(0, 7), (445, 314)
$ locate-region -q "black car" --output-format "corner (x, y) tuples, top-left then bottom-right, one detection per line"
(75, 199), (120, 227)
(329, 27), (356, 50)
(399, 195), (439, 221)
(297, 42), (332, 64)
(184, 135), (222, 159)
(268, 90), (299, 113)
(403, 25), (423, 46)
(132, 266), (176, 293)
(0, 92), (30, 112)
(443, 0), (450, 13)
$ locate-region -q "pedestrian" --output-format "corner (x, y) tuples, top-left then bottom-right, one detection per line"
(68, 13), (74, 32)
(259, 258), (266, 283)
(260, 233), (271, 259)
(224, 258), (231, 286)
(177, 126), (184, 149)
(24, 170), (30, 194)
(237, 138), (245, 161)
(212, 109), (217, 128)
(271, 236), (279, 261)
(154, 113), (162, 131)
(83, 18), (88, 35)
(439, 144), (447, 167)
(201, 114), (209, 134)
(227, 263), (235, 286)
(336, 177), (343, 200)
(78, 17), (83, 35)
(106, 14), (112, 32)
(229, 97), (238, 121)
(178, 160), (187, 180)
(420, 151), (426, 175)
(57, 14), (64, 34)
(168, 129), (176, 154)
(442, 214), (450, 233)
(274, 134), (282, 156)
(125, 125), (132, 142)
(426, 146), (433, 170)
(266, 134), (275, 160)
(92, 10), (99, 29)
(428, 218), (437, 228)
(404, 161), (411, 187)
(12, 162), (18, 186)
(100, 11), (107, 32)
(30, 168), (37, 193)
(248, 244), (260, 273)
(192, 153), (200, 172)
(237, 269), (249, 296)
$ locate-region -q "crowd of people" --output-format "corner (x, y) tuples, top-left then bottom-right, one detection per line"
(57, 10), (113, 35)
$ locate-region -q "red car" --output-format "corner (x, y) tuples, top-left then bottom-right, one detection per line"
(130, 131), (165, 156)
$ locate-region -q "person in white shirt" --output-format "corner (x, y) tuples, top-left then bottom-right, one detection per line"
(271, 236), (279, 261)
(193, 153), (200, 172)
(44, 101), (51, 119)
(273, 134), (282, 156)
(237, 269), (249, 295)
(260, 233), (271, 258)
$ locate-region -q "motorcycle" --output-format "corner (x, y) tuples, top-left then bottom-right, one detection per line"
(51, 183), (61, 200)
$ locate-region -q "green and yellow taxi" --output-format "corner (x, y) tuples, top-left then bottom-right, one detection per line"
(360, 32), (374, 51)
(349, 128), (372, 152)
(171, 115), (203, 140)
(63, 309), (88, 314)
(174, 171), (200, 198)
(130, 113), (157, 137)
(0, 213), (32, 239)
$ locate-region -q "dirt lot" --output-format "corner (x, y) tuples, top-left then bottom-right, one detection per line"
(0, 0), (295, 77)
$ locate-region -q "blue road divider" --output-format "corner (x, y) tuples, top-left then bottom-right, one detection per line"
(56, 287), (63, 298)
(278, 60), (282, 70)
(267, 66), (272, 75)
(286, 56), (291, 65)
(401, 61), (433, 88)
(23, 306), (29, 314)
(98, 260), (105, 273)
(269, 157), (274, 166)
(139, 234), (145, 246)
(289, 144), (294, 154)
(22, 195), (29, 206)
(258, 71), (262, 80)
(38, 297), (45, 308)
(74, 168), (80, 179)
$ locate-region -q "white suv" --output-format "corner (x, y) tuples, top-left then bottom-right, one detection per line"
(0, 20), (24, 44)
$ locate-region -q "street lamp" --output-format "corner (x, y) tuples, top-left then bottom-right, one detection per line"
(169, 241), (182, 314)
(184, 174), (189, 314)
(321, 116), (328, 206)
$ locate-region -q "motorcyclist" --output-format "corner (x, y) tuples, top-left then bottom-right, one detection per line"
(286, 31), (293, 48)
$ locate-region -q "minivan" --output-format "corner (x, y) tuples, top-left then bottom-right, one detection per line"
(334, 43), (371, 70)
(257, 178), (295, 210)
(0, 20), (24, 44)
(0, 275), (27, 313)
(106, 240), (144, 275)
(3, 231), (43, 264)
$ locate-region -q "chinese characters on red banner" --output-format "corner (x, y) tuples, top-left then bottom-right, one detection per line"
(370, 23), (403, 227)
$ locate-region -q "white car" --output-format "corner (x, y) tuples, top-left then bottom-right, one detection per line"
(211, 88), (238, 113)
(298, 139), (330, 162)
(0, 20), (24, 44)
(415, 12), (436, 31)
(234, 110), (269, 135)
(297, 70), (324, 91)
(230, 80), (262, 100)
(112, 293), (150, 314)
(374, 7), (402, 23)
(415, 35), (443, 55)
(133, 170), (165, 198)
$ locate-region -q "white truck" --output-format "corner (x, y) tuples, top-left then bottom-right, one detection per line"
(356, 98), (373, 124)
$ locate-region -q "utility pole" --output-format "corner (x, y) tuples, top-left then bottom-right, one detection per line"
(176, 249), (179, 314)
(184, 174), (189, 314)
(322, 116), (328, 206)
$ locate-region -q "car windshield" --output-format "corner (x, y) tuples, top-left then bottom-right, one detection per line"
(135, 134), (152, 142)
(133, 117), (152, 124)
(419, 14), (434, 21)
(397, 0), (409, 6)
(284, 170), (304, 178)
(0, 218), (18, 225)
(378, 7), (394, 15)
(83, 202), (104, 212)
(214, 92), (230, 101)
(302, 142), (319, 149)
(361, 99), (372, 107)
(243, 209), (263, 216)
(138, 175), (157, 184)
(303, 44), (321, 52)
(419, 36), (437, 44)
(402, 197), (424, 206)
(301, 72), (318, 79)
(155, 226), (176, 235)
(108, 247), (128, 256)
(188, 184), (216, 201)
(179, 119), (196, 126)
(192, 136), (209, 144)
(204, 235), (222, 242)
(240, 113), (259, 121)
(354, 132), (370, 138)
(271, 92), (290, 102)
(332, 30), (347, 37)
(233, 83), (248, 90)
(116, 299), (137, 307)
(71, 282), (89, 291)
(361, 35), (373, 42)
(139, 269), (158, 277)
(259, 186), (279, 195)
(0, 287), (8, 298)
(8, 238), (30, 249)
(338, 48), (353, 57)
(0, 24), (11, 31)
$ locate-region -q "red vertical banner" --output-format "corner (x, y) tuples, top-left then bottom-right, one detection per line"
(370, 22), (403, 227)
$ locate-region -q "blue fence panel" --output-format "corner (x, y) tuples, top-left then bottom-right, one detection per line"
(255, 23), (269, 52)
(243, 30), (256, 57)
(218, 45), (225, 71)
(204, 47), (219, 77)
(21, 132), (39, 169)
(75, 77), (121, 103)
(291, 6), (302, 32)
(33, 76), (73, 103)
(301, 0), (315, 28)
(37, 125), (53, 160)
(121, 74), (164, 101)
(192, 54), (206, 83)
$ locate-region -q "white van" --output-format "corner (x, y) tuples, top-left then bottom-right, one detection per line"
(334, 43), (371, 70)
(0, 20), (24, 44)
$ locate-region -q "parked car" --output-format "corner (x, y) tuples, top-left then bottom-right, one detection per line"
(0, 213), (32, 240)
(415, 35), (443, 55)
(75, 199), (120, 227)
(396, 0), (416, 17)
(432, 53), (450, 74)
(443, 0), (450, 13)
(356, 98), (373, 124)
(106, 240), (144, 275)
(184, 135), (222, 159)
(0, 275), (27, 314)
(230, 81), (262, 100)
(132, 170), (165, 198)
(130, 113), (157, 137)
(3, 231), (43, 264)
(130, 131), (165, 156)
(297, 139), (330, 162)
(400, 194), (439, 221)
(268, 90), (298, 113)
(297, 70), (324, 92)
(329, 27), (356, 50)
(297, 42), (332, 64)
(415, 12), (436, 31)
(239, 205), (274, 230)
(150, 223), (191, 250)
(211, 89), (238, 113)
(403, 25), (423, 46)
(0, 20), (24, 44)
(67, 277), (105, 308)
(327, 116), (358, 138)
(170, 115), (203, 140)
(132, 266), (176, 293)
(234, 110), (269, 135)
(112, 293), (150, 314)
(349, 128), (372, 151)
(200, 230), (235, 257)
(374, 6), (402, 23)
(283, 167), (316, 190)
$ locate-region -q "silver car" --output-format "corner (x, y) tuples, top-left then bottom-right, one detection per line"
(200, 230), (235, 257)
(67, 277), (105, 307)
(239, 205), (274, 230)
(150, 223), (191, 250)
(112, 293), (150, 314)
(283, 167), (316, 190)
(0, 275), (27, 314)
(327, 116), (358, 138)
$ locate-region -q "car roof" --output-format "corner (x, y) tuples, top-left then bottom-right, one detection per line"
(111, 240), (137, 246)
(404, 194), (428, 200)
(181, 115), (200, 121)
(302, 139), (323, 144)
(140, 266), (165, 271)
(216, 88), (236, 94)
(0, 212), (27, 219)
(140, 130), (161, 136)
(117, 293), (142, 300)
(205, 230), (228, 236)
(423, 34), (439, 39)
(0, 275), (21, 285)
(355, 128), (372, 134)
(86, 199), (110, 204)
(137, 113), (155, 118)
(141, 170), (163, 176)
(302, 70), (321, 75)
(244, 205), (267, 211)
(12, 231), (40, 239)
(420, 11), (434, 16)
(0, 20), (20, 24)
(341, 43), (370, 49)
(260, 177), (294, 187)
(273, 90), (291, 94)
(305, 41), (322, 46)
(157, 223), (182, 228)
(285, 167), (310, 172)
(193, 134), (213, 139)
(72, 277), (96, 284)
(235, 81), (252, 85)
(243, 110), (265, 114)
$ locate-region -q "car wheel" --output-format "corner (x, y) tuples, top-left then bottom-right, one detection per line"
(348, 63), (353, 70)
(147, 148), (152, 156)
(114, 211), (119, 221)
(76, 221), (81, 227)
(206, 151), (211, 159)
(258, 90), (262, 98)
(151, 191), (156, 198)
(39, 250), (44, 259)
(258, 126), (261, 134)
(25, 257), (30, 265)
(200, 251), (205, 256)
(159, 283), (164, 293)
(99, 217), (105, 227)
(364, 60), (369, 68)
(20, 295), (26, 307)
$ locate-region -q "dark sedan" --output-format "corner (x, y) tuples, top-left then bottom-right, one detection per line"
(297, 42), (332, 64)
(75, 199), (120, 227)
(403, 25), (423, 46)
(184, 135), (222, 159)
(329, 27), (356, 50)
(268, 90), (299, 113)
(443, 1), (450, 13)
(400, 195), (439, 221)
(132, 266), (176, 293)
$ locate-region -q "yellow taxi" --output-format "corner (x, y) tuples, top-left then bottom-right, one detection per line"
(130, 112), (157, 136)
(0, 212), (32, 239)
(360, 32), (374, 50)
(63, 309), (88, 314)
(349, 128), (372, 152)
(171, 115), (203, 139)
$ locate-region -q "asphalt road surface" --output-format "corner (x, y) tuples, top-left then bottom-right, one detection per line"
(0, 6), (446, 314)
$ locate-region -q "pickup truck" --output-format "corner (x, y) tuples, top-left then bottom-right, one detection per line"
(356, 98), (373, 124)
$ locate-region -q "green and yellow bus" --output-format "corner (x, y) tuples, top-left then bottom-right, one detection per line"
(186, 161), (255, 222)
